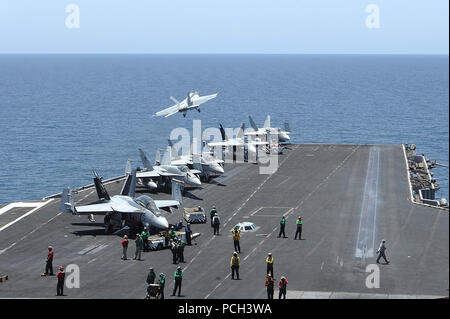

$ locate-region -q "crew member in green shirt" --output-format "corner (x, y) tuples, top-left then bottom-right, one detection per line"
(294, 216), (303, 240)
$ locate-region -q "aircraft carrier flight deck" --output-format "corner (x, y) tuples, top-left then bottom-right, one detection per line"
(0, 144), (448, 299)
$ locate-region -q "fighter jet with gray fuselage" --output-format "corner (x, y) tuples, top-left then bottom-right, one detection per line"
(136, 147), (202, 191)
(60, 169), (183, 234)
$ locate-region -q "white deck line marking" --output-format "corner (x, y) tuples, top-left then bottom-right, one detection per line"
(355, 147), (380, 259)
(0, 199), (55, 232)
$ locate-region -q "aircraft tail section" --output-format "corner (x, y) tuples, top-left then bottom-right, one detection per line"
(284, 120), (291, 133)
(263, 115), (271, 129)
(160, 146), (172, 166)
(120, 169), (137, 197)
(249, 116), (259, 131)
(93, 171), (111, 201)
(171, 181), (183, 206)
(237, 122), (245, 139)
(60, 187), (75, 214)
(219, 124), (227, 141)
(139, 148), (153, 169)
(155, 148), (161, 165)
(125, 159), (133, 175)
(168, 139), (181, 160)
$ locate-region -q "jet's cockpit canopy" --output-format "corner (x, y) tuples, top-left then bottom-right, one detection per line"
(179, 165), (190, 173)
(135, 195), (159, 212)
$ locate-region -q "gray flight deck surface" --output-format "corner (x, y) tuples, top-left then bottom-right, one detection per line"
(0, 145), (448, 299)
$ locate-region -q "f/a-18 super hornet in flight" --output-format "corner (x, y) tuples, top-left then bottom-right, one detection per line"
(154, 91), (218, 118)
(208, 122), (268, 154)
(136, 147), (202, 191)
(246, 115), (291, 143)
(167, 139), (224, 181)
(60, 170), (182, 234)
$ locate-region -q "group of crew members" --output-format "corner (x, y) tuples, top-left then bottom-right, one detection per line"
(41, 205), (390, 299)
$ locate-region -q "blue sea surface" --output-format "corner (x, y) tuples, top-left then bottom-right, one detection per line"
(0, 54), (448, 204)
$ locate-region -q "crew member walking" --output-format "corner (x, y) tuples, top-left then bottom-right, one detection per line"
(141, 227), (150, 252)
(232, 228), (241, 253)
(294, 217), (303, 240)
(376, 239), (390, 264)
(121, 235), (129, 260)
(56, 266), (65, 296)
(230, 251), (240, 280)
(278, 216), (287, 238)
(185, 223), (192, 245)
(278, 276), (288, 299)
(212, 213), (221, 235)
(158, 273), (166, 299)
(134, 233), (143, 260)
(177, 240), (185, 263)
(266, 253), (274, 277)
(171, 240), (178, 264)
(265, 274), (275, 299)
(146, 267), (156, 285)
(210, 206), (217, 227)
(172, 267), (183, 297)
(42, 246), (54, 276)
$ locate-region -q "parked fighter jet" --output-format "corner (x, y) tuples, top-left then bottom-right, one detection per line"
(60, 170), (182, 234)
(167, 140), (224, 181)
(136, 147), (202, 189)
(155, 91), (218, 118)
(246, 115), (291, 143)
(208, 123), (268, 154)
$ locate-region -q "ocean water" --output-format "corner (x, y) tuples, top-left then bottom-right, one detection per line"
(0, 54), (448, 204)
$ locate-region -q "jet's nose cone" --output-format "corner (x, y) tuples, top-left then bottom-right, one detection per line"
(280, 133), (290, 142)
(212, 164), (224, 174)
(191, 177), (202, 186)
(156, 217), (169, 230)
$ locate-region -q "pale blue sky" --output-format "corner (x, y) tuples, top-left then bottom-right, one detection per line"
(0, 0), (448, 54)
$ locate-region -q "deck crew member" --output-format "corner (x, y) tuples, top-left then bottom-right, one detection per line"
(42, 246), (54, 276)
(171, 240), (178, 264)
(141, 227), (150, 252)
(56, 266), (65, 296)
(170, 226), (177, 240)
(134, 233), (143, 260)
(294, 217), (303, 240)
(158, 273), (166, 299)
(278, 276), (288, 299)
(212, 213), (221, 235)
(146, 267), (156, 285)
(376, 239), (390, 264)
(210, 206), (217, 227)
(266, 253), (274, 277)
(265, 274), (275, 299)
(185, 223), (192, 245)
(230, 251), (240, 280)
(278, 216), (287, 238)
(171, 267), (183, 297)
(232, 228), (241, 253)
(177, 240), (185, 263)
(121, 235), (129, 260)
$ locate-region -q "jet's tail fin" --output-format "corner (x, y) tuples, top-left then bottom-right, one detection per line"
(284, 120), (291, 133)
(93, 171), (111, 200)
(125, 159), (133, 175)
(237, 122), (245, 139)
(171, 181), (183, 206)
(139, 148), (152, 169)
(168, 139), (181, 160)
(60, 187), (75, 214)
(192, 153), (203, 173)
(263, 115), (271, 129)
(120, 169), (137, 197)
(161, 146), (172, 166)
(249, 115), (259, 131)
(219, 124), (228, 141)
(155, 148), (161, 165)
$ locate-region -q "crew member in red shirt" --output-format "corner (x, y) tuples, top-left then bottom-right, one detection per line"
(121, 235), (129, 260)
(56, 266), (65, 296)
(41, 246), (54, 276)
(278, 276), (289, 299)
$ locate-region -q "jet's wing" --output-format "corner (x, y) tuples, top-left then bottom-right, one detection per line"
(192, 93), (218, 107)
(244, 131), (262, 136)
(171, 159), (191, 166)
(75, 201), (145, 215)
(208, 140), (242, 147)
(190, 169), (202, 174)
(154, 200), (180, 209)
(250, 141), (269, 145)
(136, 171), (161, 178)
(155, 105), (179, 118)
